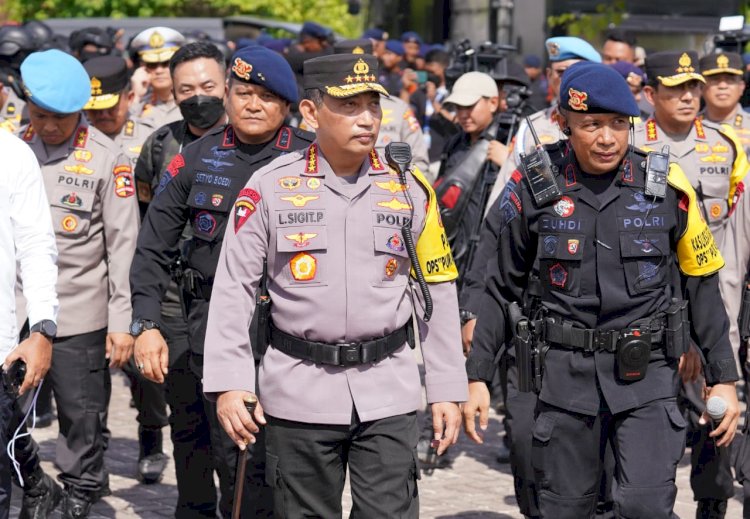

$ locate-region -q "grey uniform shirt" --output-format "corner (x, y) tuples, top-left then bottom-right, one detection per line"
(0, 88), (27, 134)
(376, 96), (431, 180)
(17, 118), (140, 336)
(203, 144), (467, 424)
(112, 116), (156, 168)
(140, 97), (181, 129)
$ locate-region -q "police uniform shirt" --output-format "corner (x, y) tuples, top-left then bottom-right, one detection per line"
(140, 95), (181, 129)
(202, 144), (468, 424)
(114, 116), (156, 168)
(486, 105), (566, 213)
(376, 95), (430, 178)
(633, 117), (748, 250)
(17, 118), (139, 336)
(130, 124), (314, 349)
(466, 143), (738, 416)
(0, 88), (27, 134)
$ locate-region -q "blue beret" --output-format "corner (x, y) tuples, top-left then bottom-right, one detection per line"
(229, 46), (298, 104)
(21, 49), (90, 114)
(385, 40), (404, 56)
(523, 54), (542, 68)
(559, 61), (638, 117)
(301, 22), (330, 40)
(362, 28), (388, 41)
(400, 31), (422, 45)
(545, 37), (601, 63)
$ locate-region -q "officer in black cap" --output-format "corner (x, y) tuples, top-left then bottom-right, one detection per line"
(130, 44), (314, 518)
(464, 61), (740, 518)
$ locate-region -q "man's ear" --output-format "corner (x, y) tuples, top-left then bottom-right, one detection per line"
(127, 90), (136, 108)
(642, 84), (657, 106)
(299, 99), (320, 131)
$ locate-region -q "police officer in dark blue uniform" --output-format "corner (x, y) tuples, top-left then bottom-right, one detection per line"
(128, 45), (314, 518)
(463, 62), (741, 518)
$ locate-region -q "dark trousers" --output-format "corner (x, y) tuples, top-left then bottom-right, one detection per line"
(679, 377), (735, 505)
(265, 411), (420, 519)
(122, 360), (168, 431)
(532, 397), (686, 519)
(46, 329), (110, 494)
(166, 304), (272, 518)
(0, 381), (19, 519)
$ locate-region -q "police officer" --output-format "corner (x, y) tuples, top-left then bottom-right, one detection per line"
(16, 49), (139, 518)
(203, 51), (467, 518)
(700, 52), (750, 156)
(635, 50), (749, 519)
(486, 37), (602, 211)
(83, 56), (157, 167)
(131, 40), (227, 514)
(332, 39), (430, 176)
(81, 54), (168, 485)
(0, 25), (34, 133)
(130, 27), (185, 127)
(464, 60), (741, 519)
(68, 27), (115, 62)
(130, 45), (312, 518)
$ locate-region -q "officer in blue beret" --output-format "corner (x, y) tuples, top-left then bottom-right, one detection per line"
(400, 30), (422, 68)
(379, 40), (405, 95)
(130, 43), (315, 518)
(16, 48), (141, 518)
(464, 61), (740, 518)
(362, 27), (388, 58)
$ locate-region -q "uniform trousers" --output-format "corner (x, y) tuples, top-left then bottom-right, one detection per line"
(265, 411), (420, 519)
(47, 329), (110, 494)
(175, 300), (272, 518)
(532, 397), (686, 519)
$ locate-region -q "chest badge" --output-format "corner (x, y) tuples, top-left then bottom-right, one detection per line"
(279, 176), (301, 190)
(377, 198), (412, 211)
(281, 194), (319, 208)
(285, 232), (318, 248)
(567, 239), (579, 254)
(290, 252), (317, 281)
(553, 196), (575, 218)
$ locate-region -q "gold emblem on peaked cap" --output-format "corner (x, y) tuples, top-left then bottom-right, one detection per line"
(717, 54), (729, 69)
(353, 46), (365, 54)
(149, 31), (165, 49)
(90, 77), (102, 95)
(677, 52), (694, 73)
(353, 59), (370, 76)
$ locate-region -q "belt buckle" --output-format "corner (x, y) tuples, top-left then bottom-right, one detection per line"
(339, 343), (362, 366)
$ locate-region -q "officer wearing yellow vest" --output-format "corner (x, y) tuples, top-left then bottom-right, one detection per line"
(634, 50), (749, 519)
(464, 61), (740, 518)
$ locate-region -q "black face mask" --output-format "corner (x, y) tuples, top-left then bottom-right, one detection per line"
(178, 95), (225, 129)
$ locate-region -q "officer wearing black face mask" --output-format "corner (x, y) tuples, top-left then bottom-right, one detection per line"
(130, 44), (314, 518)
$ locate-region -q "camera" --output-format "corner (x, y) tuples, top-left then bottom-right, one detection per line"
(2, 360), (26, 397)
(616, 331), (651, 382)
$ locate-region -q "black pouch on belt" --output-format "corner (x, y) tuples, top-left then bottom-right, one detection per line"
(616, 330), (651, 382)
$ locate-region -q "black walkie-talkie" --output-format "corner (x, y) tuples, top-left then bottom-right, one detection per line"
(519, 117), (562, 206)
(645, 145), (670, 199)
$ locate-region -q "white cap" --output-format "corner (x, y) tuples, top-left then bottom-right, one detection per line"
(444, 71), (498, 107)
(131, 27), (185, 63)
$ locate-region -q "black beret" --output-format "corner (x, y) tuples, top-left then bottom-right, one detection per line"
(83, 55), (129, 110)
(333, 39), (373, 56)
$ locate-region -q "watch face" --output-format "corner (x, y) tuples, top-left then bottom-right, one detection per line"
(42, 321), (57, 337)
(129, 321), (142, 336)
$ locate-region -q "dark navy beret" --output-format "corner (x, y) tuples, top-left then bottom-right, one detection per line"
(559, 61), (639, 117)
(229, 46), (298, 104)
(21, 49), (91, 113)
(545, 36), (601, 63)
(362, 28), (388, 41)
(523, 54), (542, 68)
(385, 40), (404, 56)
(400, 31), (422, 45)
(300, 22), (331, 40)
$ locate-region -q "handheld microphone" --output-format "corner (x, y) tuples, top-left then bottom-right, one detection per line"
(706, 396), (727, 422)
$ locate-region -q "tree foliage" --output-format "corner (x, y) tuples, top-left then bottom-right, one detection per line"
(547, 1), (626, 42)
(6, 0), (363, 38)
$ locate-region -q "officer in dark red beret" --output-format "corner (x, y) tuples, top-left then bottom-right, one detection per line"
(130, 44), (314, 518)
(464, 61), (740, 518)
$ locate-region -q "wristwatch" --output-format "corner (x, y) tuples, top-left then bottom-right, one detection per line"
(459, 309), (477, 325)
(129, 319), (160, 337)
(30, 319), (57, 340)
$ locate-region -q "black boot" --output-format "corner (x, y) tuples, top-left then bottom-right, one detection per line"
(137, 426), (168, 484)
(696, 498), (727, 519)
(63, 487), (93, 519)
(19, 470), (63, 519)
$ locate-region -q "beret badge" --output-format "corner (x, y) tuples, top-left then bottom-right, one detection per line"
(546, 42), (560, 57)
(568, 88), (588, 111)
(232, 57), (253, 80)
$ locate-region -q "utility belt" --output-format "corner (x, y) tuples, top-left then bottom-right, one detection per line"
(180, 268), (213, 301)
(269, 321), (415, 367)
(511, 299), (690, 392)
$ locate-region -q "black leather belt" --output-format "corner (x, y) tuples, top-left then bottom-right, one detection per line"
(544, 319), (664, 353)
(269, 322), (412, 366)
